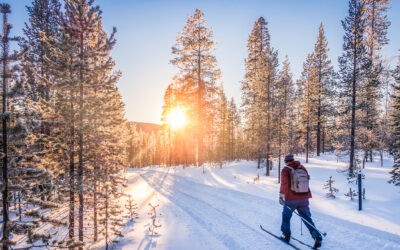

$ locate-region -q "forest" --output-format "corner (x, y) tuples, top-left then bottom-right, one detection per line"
(0, 0), (399, 249)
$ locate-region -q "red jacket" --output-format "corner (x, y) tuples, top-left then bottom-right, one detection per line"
(280, 161), (312, 201)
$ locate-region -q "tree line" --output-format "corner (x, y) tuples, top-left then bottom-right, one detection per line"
(1, 0), (127, 249)
(135, 0), (400, 187)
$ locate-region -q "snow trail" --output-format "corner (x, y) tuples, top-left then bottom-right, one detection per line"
(114, 156), (400, 250)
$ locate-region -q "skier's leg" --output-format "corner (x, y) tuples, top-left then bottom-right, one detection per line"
(281, 200), (295, 236)
(296, 199), (321, 239)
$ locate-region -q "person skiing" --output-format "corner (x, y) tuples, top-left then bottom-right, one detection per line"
(279, 153), (323, 249)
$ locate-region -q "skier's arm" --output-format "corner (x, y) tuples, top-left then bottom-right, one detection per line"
(279, 167), (289, 204)
(280, 167), (289, 195)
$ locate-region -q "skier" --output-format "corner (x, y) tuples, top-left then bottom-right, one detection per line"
(279, 153), (323, 249)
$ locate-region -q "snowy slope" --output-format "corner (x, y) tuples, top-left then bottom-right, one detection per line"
(109, 153), (400, 250)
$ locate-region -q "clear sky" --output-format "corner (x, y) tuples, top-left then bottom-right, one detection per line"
(4, 0), (400, 123)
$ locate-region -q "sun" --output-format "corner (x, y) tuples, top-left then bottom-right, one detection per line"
(167, 107), (187, 130)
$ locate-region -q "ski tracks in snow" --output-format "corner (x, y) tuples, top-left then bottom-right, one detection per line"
(140, 169), (292, 250)
(118, 168), (400, 250)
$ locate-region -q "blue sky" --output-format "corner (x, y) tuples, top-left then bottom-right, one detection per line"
(4, 0), (400, 123)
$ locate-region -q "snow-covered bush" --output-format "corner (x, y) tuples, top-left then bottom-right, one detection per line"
(323, 176), (339, 198)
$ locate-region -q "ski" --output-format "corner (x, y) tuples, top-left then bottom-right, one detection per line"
(290, 235), (316, 249)
(259, 225), (301, 250)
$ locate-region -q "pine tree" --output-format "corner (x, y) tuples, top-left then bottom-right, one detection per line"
(241, 17), (278, 174)
(275, 56), (294, 181)
(359, 0), (390, 162)
(36, 0), (127, 246)
(216, 89), (228, 163)
(169, 9), (222, 165)
(323, 176), (339, 198)
(297, 54), (318, 163)
(389, 55), (400, 186)
(338, 0), (368, 177)
(226, 98), (240, 161)
(312, 24), (336, 156)
(0, 3), (27, 247)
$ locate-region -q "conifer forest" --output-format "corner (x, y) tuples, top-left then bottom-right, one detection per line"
(0, 0), (399, 249)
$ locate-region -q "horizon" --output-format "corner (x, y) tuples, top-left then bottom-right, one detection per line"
(4, 0), (400, 123)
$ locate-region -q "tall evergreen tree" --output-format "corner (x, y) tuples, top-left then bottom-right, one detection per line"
(275, 56), (295, 181)
(359, 0), (390, 162)
(226, 98), (240, 161)
(37, 0), (127, 247)
(312, 24), (336, 156)
(169, 9), (222, 165)
(0, 4), (27, 247)
(297, 54), (318, 163)
(389, 55), (400, 186)
(241, 17), (278, 175)
(338, 0), (368, 177)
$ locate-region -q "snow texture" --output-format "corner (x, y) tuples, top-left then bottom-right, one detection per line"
(102, 153), (400, 250)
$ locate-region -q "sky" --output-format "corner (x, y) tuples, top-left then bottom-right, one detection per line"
(4, 0), (400, 124)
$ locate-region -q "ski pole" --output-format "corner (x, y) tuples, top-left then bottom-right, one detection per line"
(285, 204), (327, 237)
(300, 219), (303, 235)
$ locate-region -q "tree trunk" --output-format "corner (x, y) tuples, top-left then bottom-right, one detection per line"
(69, 87), (75, 241)
(93, 182), (98, 242)
(349, 15), (358, 177)
(1, 9), (10, 247)
(322, 126), (325, 154)
(78, 31), (84, 248)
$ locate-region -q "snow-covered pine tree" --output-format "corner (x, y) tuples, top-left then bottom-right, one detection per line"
(20, 2), (67, 227)
(21, 0), (63, 176)
(344, 187), (358, 200)
(297, 53), (318, 163)
(376, 65), (393, 166)
(338, 0), (368, 177)
(389, 55), (400, 186)
(60, 0), (124, 245)
(274, 56), (295, 181)
(312, 24), (337, 156)
(216, 89), (228, 163)
(23, 0), (61, 103)
(37, 5), (80, 242)
(36, 0), (127, 246)
(359, 0), (390, 162)
(323, 176), (339, 198)
(97, 176), (124, 250)
(226, 98), (240, 161)
(0, 3), (29, 247)
(170, 9), (222, 166)
(241, 17), (278, 174)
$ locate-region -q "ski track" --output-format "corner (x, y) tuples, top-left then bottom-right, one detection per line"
(140, 169), (293, 250)
(140, 168), (400, 250)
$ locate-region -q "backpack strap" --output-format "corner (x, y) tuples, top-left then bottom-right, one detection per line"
(285, 166), (295, 189)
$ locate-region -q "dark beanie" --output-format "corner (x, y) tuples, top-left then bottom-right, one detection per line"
(284, 154), (294, 162)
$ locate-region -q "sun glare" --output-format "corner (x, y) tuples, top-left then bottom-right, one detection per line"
(167, 107), (187, 130)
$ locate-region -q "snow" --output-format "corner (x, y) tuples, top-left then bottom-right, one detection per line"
(108, 153), (400, 250)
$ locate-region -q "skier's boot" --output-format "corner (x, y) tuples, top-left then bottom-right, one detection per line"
(313, 235), (322, 249)
(280, 233), (290, 243)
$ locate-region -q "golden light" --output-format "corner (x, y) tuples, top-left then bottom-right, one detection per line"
(167, 107), (187, 130)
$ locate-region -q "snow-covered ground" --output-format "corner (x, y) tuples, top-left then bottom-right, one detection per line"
(108, 153), (400, 250)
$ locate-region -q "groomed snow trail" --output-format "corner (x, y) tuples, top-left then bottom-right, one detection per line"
(114, 162), (400, 250)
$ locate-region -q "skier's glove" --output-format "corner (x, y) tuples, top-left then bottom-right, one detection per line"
(279, 193), (285, 206)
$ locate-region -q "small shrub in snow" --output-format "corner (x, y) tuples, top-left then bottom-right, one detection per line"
(344, 188), (357, 200)
(148, 202), (161, 236)
(323, 176), (339, 198)
(125, 195), (138, 221)
(253, 173), (260, 184)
